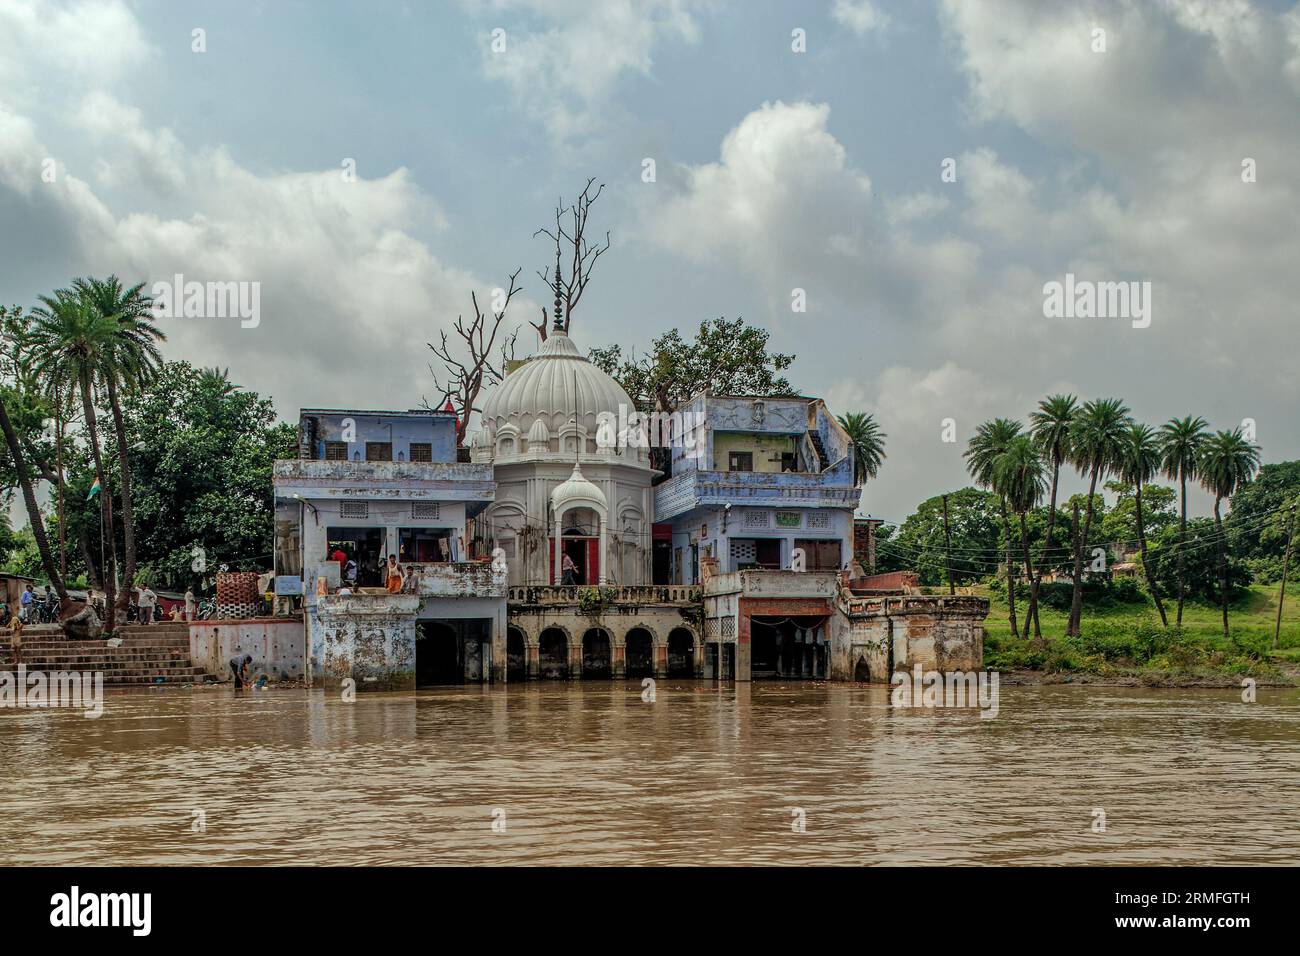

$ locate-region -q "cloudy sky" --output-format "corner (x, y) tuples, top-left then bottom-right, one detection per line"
(2, 0), (1297, 525)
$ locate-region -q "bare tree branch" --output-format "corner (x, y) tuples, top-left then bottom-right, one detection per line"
(532, 177), (610, 336)
(424, 268), (523, 443)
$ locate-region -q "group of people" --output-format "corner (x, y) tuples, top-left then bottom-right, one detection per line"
(328, 548), (409, 595)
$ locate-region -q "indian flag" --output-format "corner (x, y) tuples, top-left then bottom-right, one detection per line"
(86, 477), (101, 500)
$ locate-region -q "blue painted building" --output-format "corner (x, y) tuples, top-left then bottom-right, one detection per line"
(653, 395), (861, 585)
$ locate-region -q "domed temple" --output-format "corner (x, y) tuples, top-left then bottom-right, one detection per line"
(271, 317), (989, 690)
(470, 326), (655, 588)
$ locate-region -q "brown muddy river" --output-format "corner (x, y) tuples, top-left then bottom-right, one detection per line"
(3, 682), (1297, 865)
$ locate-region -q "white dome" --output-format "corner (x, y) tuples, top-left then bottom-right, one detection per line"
(551, 462), (606, 513)
(479, 328), (634, 450)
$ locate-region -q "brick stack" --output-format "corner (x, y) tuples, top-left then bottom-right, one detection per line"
(215, 571), (260, 619)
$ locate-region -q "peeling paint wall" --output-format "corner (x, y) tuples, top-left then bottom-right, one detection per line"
(312, 593), (420, 691)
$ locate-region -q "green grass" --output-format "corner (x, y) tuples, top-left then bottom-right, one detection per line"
(980, 583), (1300, 682)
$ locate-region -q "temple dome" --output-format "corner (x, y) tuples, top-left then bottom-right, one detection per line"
(551, 462), (606, 513)
(479, 328), (633, 449)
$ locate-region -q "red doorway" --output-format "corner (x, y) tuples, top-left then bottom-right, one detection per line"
(550, 536), (599, 584)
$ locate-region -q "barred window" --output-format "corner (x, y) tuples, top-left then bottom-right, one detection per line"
(365, 442), (392, 462)
(324, 441), (348, 461)
(411, 501), (440, 520)
(339, 501), (369, 519)
(409, 443), (433, 462)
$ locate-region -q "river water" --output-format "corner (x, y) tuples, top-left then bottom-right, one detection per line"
(3, 682), (1297, 865)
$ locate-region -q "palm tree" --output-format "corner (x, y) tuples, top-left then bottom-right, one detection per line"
(994, 435), (1046, 643)
(1159, 416), (1209, 627)
(1118, 422), (1169, 627)
(1026, 393), (1077, 637)
(27, 290), (122, 632)
(1198, 429), (1261, 639)
(72, 276), (165, 604)
(199, 366), (239, 397)
(966, 418), (1023, 638)
(837, 412), (886, 484)
(1066, 398), (1131, 636)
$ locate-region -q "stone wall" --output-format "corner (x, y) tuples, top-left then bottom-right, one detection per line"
(312, 593), (420, 691)
(190, 618), (306, 681)
(831, 594), (988, 682)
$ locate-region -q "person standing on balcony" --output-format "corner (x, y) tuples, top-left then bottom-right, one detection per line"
(384, 554), (405, 593)
(562, 552), (579, 585)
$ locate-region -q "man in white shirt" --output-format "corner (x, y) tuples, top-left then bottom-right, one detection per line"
(137, 583), (158, 624)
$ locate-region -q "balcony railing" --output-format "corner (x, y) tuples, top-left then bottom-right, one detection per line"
(507, 585), (701, 605)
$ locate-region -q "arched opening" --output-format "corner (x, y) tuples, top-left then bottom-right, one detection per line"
(507, 627), (527, 682)
(582, 628), (612, 679)
(553, 505), (600, 585)
(853, 655), (871, 683)
(625, 627), (653, 679)
(416, 622), (460, 686)
(667, 628), (695, 678)
(539, 628), (569, 680)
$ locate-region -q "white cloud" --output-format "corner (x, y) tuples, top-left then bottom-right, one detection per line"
(466, 0), (704, 141)
(831, 0), (889, 36)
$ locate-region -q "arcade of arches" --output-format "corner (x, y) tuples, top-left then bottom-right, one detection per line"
(505, 623), (700, 681)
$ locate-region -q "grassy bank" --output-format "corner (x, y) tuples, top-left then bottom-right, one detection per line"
(977, 583), (1300, 685)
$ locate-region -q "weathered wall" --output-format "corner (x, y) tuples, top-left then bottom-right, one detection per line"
(506, 602), (700, 680)
(190, 619), (306, 681)
(831, 595), (988, 681)
(312, 593), (420, 691)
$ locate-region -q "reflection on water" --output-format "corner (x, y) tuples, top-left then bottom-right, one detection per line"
(2, 682), (1297, 865)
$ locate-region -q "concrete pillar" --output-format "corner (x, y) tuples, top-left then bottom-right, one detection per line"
(694, 637), (705, 678)
(554, 514), (563, 585)
(612, 636), (626, 679)
(652, 639), (668, 679)
(569, 635), (584, 679)
(526, 642), (539, 680)
(491, 619), (506, 683)
(598, 517), (608, 586)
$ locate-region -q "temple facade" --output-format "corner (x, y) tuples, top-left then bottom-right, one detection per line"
(271, 328), (988, 689)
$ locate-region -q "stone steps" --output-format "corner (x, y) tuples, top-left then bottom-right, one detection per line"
(2, 624), (209, 686)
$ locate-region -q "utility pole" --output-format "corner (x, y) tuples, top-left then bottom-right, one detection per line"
(942, 494), (955, 595)
(1275, 498), (1297, 650)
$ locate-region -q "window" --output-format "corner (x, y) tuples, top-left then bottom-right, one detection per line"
(339, 501), (369, 519)
(411, 501), (440, 520)
(780, 452), (798, 473)
(365, 442), (392, 462)
(728, 451), (754, 472)
(409, 442), (433, 462)
(324, 441), (348, 461)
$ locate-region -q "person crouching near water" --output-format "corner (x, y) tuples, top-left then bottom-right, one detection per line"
(230, 653), (253, 689)
(384, 554), (405, 593)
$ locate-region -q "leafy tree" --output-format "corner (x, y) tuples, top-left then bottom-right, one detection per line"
(1149, 519), (1250, 603)
(1227, 460), (1300, 580)
(1199, 429), (1261, 638)
(1159, 415), (1209, 626)
(837, 412), (886, 484)
(589, 317), (795, 414)
(874, 488), (1003, 585)
(117, 361), (295, 589)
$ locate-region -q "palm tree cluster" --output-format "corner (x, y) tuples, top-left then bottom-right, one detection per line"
(0, 276), (165, 633)
(967, 397), (1260, 641)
